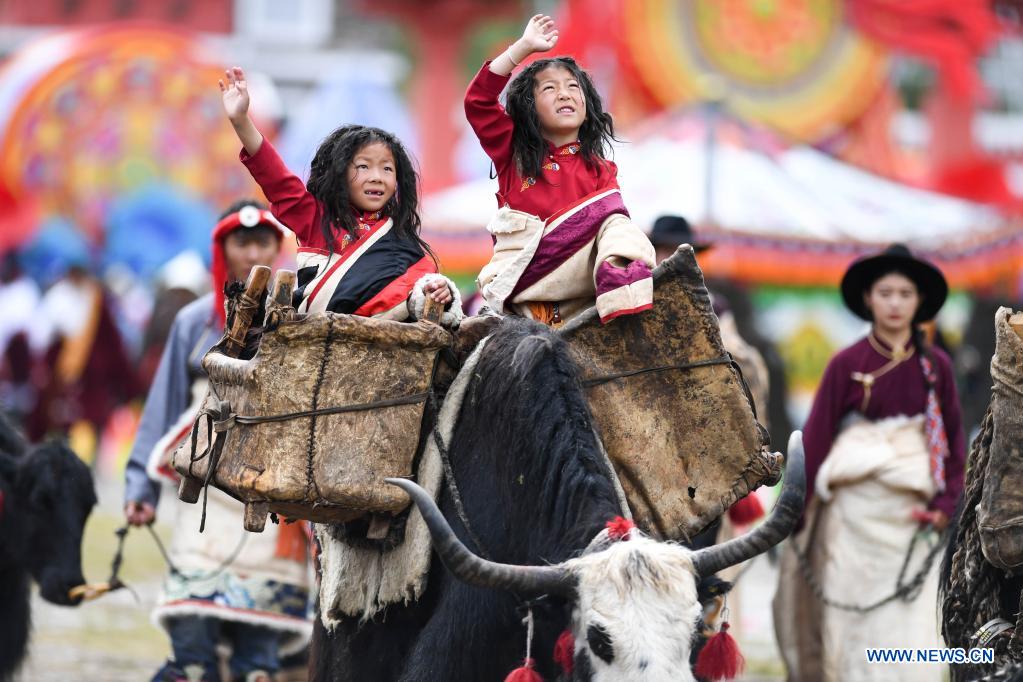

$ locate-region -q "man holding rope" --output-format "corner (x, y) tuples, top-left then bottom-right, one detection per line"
(124, 200), (312, 682)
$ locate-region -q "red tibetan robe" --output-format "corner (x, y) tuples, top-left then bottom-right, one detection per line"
(464, 62), (619, 221)
(239, 140), (435, 316)
(464, 62), (655, 325)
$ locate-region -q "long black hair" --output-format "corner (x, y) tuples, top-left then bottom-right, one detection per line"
(505, 56), (617, 179)
(306, 125), (432, 260)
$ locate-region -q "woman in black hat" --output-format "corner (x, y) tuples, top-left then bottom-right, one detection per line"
(774, 244), (965, 681)
(648, 215), (712, 263)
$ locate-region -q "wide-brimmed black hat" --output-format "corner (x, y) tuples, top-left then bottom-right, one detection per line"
(840, 243), (947, 322)
(649, 215), (712, 252)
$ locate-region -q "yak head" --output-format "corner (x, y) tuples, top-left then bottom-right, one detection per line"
(12, 439), (96, 605)
(389, 431), (806, 681)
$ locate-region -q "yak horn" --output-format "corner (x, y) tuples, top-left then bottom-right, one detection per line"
(386, 478), (576, 598)
(691, 431), (807, 578)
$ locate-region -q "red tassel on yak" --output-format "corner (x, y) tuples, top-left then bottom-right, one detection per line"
(606, 516), (635, 541)
(694, 622), (745, 681)
(507, 607), (543, 682)
(504, 658), (543, 682)
(553, 629), (575, 675)
(727, 493), (764, 526)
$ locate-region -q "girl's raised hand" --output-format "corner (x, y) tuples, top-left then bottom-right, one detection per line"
(521, 14), (559, 53)
(219, 66), (250, 121)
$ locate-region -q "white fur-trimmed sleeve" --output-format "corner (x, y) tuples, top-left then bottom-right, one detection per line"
(407, 274), (464, 328)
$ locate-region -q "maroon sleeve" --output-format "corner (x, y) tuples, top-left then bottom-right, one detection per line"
(929, 348), (966, 517)
(464, 61), (515, 173)
(239, 139), (322, 246)
(801, 352), (851, 512)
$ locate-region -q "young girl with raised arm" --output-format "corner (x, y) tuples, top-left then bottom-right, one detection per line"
(465, 14), (656, 325)
(221, 67), (460, 326)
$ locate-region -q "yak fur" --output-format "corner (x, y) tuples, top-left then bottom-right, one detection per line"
(0, 414), (96, 681)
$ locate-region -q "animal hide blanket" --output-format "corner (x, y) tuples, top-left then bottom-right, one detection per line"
(147, 384), (313, 654)
(979, 307), (1023, 571)
(315, 335), (487, 625)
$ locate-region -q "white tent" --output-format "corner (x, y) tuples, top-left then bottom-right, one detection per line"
(423, 109), (1004, 251)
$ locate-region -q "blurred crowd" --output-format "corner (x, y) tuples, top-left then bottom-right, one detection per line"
(0, 248), (210, 464)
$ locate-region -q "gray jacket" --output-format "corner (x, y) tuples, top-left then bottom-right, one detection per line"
(124, 293), (221, 507)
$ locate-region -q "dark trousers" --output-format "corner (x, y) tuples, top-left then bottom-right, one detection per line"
(161, 615), (280, 681)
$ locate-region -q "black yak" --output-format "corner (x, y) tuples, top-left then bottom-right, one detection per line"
(0, 414), (96, 680)
(312, 318), (802, 681)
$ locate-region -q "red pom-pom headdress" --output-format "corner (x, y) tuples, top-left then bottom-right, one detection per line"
(606, 516), (635, 541)
(210, 206), (286, 325)
(695, 622), (745, 680)
(553, 629), (575, 676)
(727, 492), (765, 527)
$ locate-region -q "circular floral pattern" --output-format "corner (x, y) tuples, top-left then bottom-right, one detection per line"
(620, 0), (889, 141)
(0, 26), (260, 241)
(694, 0), (836, 86)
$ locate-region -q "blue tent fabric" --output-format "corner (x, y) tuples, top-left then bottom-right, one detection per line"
(102, 187), (216, 278)
(19, 217), (93, 285)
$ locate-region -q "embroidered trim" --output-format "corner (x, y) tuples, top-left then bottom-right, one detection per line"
(520, 143), (578, 190)
(867, 332), (911, 361)
(920, 354), (950, 493)
(338, 213), (380, 252)
(851, 333), (916, 412)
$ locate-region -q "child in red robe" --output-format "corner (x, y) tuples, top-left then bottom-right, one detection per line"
(465, 14), (655, 325)
(221, 68), (461, 326)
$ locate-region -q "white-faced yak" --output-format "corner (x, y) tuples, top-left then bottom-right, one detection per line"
(311, 318), (804, 681)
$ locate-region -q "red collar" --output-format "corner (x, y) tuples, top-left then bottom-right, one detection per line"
(546, 140), (581, 156)
(355, 210), (385, 227)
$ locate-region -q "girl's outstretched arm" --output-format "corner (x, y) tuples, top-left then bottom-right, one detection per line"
(220, 66), (264, 156)
(222, 66), (320, 245)
(465, 14), (558, 169)
(489, 14), (559, 76)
